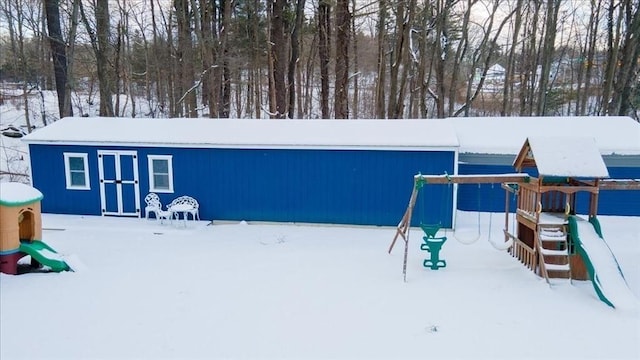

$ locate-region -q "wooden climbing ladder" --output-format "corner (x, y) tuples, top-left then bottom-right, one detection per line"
(537, 222), (572, 284)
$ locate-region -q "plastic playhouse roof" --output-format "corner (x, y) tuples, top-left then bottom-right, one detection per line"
(0, 182), (43, 206)
(452, 116), (640, 155)
(21, 117), (460, 151)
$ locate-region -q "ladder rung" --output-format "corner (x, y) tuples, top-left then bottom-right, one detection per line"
(539, 228), (564, 234)
(540, 248), (568, 256)
(539, 233), (567, 241)
(545, 263), (571, 271)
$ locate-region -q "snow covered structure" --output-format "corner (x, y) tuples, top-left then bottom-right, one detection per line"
(20, 116), (640, 226)
(21, 118), (459, 227)
(0, 182), (43, 274)
(453, 116), (640, 216)
(506, 136), (637, 308)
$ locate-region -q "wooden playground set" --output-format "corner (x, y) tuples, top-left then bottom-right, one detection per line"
(388, 137), (639, 307)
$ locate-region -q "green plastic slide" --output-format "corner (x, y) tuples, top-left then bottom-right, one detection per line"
(19, 241), (71, 272)
(568, 216), (636, 309)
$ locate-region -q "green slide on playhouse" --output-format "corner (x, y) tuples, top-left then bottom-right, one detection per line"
(19, 241), (71, 272)
(568, 215), (637, 309)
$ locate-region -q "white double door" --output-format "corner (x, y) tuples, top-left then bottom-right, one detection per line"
(98, 150), (141, 217)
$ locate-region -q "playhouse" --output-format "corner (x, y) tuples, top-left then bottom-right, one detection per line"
(0, 182), (69, 274)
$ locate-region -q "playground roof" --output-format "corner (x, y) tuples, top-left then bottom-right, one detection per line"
(452, 116), (640, 155)
(22, 118), (459, 151)
(514, 137), (610, 178)
(0, 182), (43, 207)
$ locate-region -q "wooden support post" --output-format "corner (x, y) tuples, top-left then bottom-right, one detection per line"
(504, 187), (510, 244)
(590, 179), (600, 219)
(388, 185), (419, 254)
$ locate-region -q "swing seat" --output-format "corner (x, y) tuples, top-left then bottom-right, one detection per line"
(420, 223), (442, 239)
(424, 259), (447, 270)
(420, 236), (447, 270)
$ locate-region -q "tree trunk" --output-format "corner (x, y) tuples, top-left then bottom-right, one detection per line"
(334, 0), (350, 119)
(95, 0), (114, 116)
(502, 0), (523, 116)
(375, 0), (387, 118)
(270, 0), (287, 118)
(610, 0), (640, 115)
(350, 0), (359, 119)
(288, 0), (306, 118)
(600, 0), (622, 115)
(219, 0), (232, 118)
(536, 0), (561, 116)
(318, 0), (331, 118)
(174, 0), (197, 117)
(43, 0), (72, 118)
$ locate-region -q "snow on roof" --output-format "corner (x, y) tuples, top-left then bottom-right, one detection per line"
(528, 136), (609, 178)
(453, 116), (640, 155)
(0, 182), (43, 206)
(22, 117), (460, 150)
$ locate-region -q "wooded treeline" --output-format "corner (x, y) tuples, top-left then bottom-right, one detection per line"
(1, 0), (638, 122)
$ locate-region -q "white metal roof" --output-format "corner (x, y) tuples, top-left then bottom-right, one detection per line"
(452, 116), (640, 155)
(22, 117), (460, 151)
(21, 116), (640, 156)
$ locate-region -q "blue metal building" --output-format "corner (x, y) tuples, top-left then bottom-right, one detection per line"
(23, 118), (459, 227)
(22, 116), (639, 227)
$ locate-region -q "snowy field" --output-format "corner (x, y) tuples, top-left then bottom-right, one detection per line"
(1, 211), (638, 360)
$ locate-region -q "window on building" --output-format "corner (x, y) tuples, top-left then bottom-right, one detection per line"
(148, 155), (174, 193)
(64, 153), (90, 190)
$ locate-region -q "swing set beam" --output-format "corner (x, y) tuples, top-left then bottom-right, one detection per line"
(414, 173), (531, 184)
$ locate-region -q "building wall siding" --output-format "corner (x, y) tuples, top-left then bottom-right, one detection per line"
(29, 144), (456, 227)
(30, 144), (102, 215)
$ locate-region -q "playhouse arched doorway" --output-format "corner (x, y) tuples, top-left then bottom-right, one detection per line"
(18, 209), (37, 242)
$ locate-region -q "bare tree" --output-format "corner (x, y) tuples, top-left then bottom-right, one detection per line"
(334, 0), (350, 119)
(174, 0), (197, 117)
(79, 0), (114, 116)
(608, 0), (640, 116)
(318, 0), (331, 118)
(287, 0), (306, 118)
(536, 0), (562, 115)
(44, 0), (72, 118)
(269, 0), (287, 118)
(374, 0), (388, 118)
(502, 0), (524, 116)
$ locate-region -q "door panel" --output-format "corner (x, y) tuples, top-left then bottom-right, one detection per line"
(121, 182), (138, 214)
(100, 153), (119, 213)
(98, 150), (140, 217)
(103, 181), (119, 213)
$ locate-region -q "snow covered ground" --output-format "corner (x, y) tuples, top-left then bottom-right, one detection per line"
(1, 211), (638, 359)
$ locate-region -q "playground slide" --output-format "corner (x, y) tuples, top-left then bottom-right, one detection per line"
(19, 241), (71, 272)
(568, 216), (637, 310)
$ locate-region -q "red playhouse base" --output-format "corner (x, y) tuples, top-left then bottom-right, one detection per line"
(0, 251), (25, 275)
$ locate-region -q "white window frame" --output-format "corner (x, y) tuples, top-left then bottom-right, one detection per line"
(63, 152), (90, 190)
(148, 155), (174, 193)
